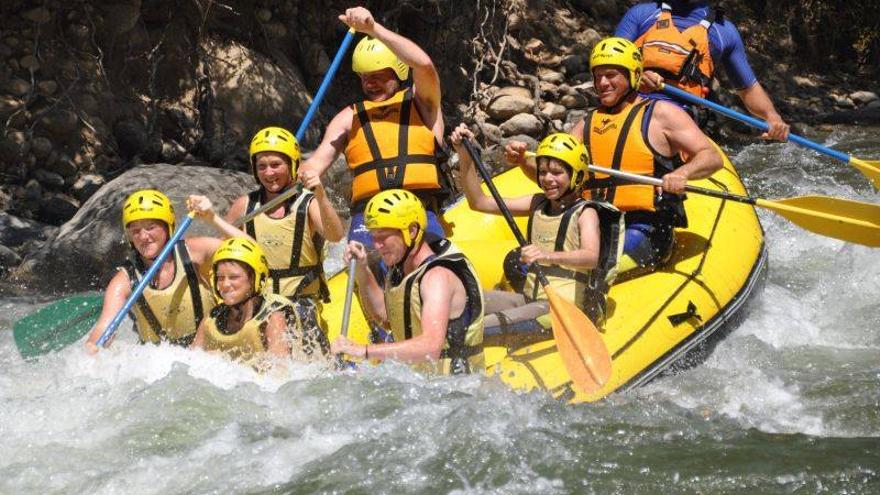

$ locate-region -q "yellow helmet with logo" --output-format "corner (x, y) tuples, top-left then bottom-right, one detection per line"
(211, 237), (270, 299)
(536, 133), (591, 191)
(589, 37), (643, 89)
(352, 37), (410, 81)
(248, 127), (301, 182)
(122, 189), (175, 235)
(364, 189), (427, 247)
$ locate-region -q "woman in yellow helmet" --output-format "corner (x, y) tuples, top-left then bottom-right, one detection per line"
(85, 191), (250, 352)
(191, 238), (293, 366)
(224, 126), (341, 358)
(451, 124), (624, 331)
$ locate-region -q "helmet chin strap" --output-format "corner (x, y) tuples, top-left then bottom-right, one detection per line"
(395, 226), (422, 271)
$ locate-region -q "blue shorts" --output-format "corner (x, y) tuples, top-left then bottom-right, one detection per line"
(623, 216), (674, 268)
(348, 210), (446, 248)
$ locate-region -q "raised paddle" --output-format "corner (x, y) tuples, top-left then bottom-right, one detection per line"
(660, 83), (880, 189)
(334, 258), (358, 369)
(588, 164), (880, 248)
(96, 212), (197, 347)
(462, 139), (612, 393)
(13, 293), (103, 359)
(236, 28), (357, 227)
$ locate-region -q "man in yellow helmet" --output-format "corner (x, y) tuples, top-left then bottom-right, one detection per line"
(329, 189), (484, 375)
(297, 6), (447, 253)
(225, 126), (342, 357)
(85, 191), (249, 351)
(509, 37), (722, 273)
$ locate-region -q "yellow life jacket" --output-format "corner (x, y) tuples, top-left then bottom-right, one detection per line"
(345, 88), (441, 204)
(522, 197), (624, 323)
(244, 189), (329, 302)
(582, 98), (686, 226)
(383, 239), (485, 375)
(634, 2), (716, 98)
(124, 241), (215, 346)
(201, 293), (293, 363)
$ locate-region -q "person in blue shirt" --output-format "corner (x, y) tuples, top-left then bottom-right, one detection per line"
(616, 0), (790, 141)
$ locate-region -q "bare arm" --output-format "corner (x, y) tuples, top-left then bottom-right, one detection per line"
(190, 318), (208, 349)
(298, 106), (353, 179)
(225, 195), (248, 224)
(340, 7), (441, 117)
(346, 241), (387, 325)
(451, 125), (533, 215)
(264, 311), (291, 358)
(301, 173), (344, 242)
(85, 270), (132, 352)
(188, 195), (251, 241)
(649, 101), (722, 194)
(737, 82), (790, 141)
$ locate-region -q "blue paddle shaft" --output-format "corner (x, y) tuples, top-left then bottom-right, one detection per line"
(96, 215), (195, 346)
(295, 29), (356, 141)
(661, 84), (851, 163)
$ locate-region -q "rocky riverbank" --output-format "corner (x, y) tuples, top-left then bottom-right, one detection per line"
(1, 0), (877, 293)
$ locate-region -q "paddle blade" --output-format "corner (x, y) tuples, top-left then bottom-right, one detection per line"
(849, 157), (880, 189)
(545, 287), (612, 394)
(756, 196), (880, 247)
(13, 294), (103, 359)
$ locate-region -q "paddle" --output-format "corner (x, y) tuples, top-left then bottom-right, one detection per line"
(462, 139), (612, 393)
(236, 28), (357, 227)
(334, 258), (358, 369)
(588, 164), (880, 247)
(13, 293), (103, 359)
(660, 83), (880, 188)
(95, 212), (197, 347)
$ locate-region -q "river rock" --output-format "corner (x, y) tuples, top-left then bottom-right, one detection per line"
(540, 102), (567, 120)
(37, 109), (79, 137)
(499, 113), (543, 137)
(0, 244), (21, 273)
(113, 118), (148, 159)
(19, 55), (40, 71)
(30, 137), (53, 159)
(829, 94), (855, 109)
(6, 78), (31, 97)
(0, 212), (55, 247)
(48, 155), (78, 178)
(39, 193), (79, 225)
(0, 135), (22, 165)
(561, 54), (589, 75)
(560, 93), (588, 109)
(21, 7), (52, 24)
(849, 91), (878, 105)
(486, 94), (535, 121)
(100, 1), (142, 36)
(33, 169), (65, 188)
(496, 86), (533, 100)
(10, 164), (254, 293)
(36, 80), (58, 96)
(537, 68), (565, 84)
(72, 174), (105, 202)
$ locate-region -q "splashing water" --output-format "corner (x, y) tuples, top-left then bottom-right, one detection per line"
(2, 128), (879, 494)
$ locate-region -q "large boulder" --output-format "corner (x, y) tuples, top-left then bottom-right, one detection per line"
(11, 164), (254, 294)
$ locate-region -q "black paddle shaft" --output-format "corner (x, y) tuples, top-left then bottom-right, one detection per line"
(462, 139), (551, 287)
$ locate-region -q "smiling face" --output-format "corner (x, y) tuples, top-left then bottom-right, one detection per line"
(254, 151), (292, 193)
(592, 66), (631, 108)
(214, 260), (254, 306)
(369, 227), (410, 267)
(126, 219), (170, 260)
(358, 68), (401, 102)
(537, 158), (574, 200)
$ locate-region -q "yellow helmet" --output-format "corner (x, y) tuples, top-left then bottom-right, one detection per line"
(248, 127), (301, 182)
(364, 189), (427, 247)
(536, 133), (591, 191)
(352, 37), (410, 81)
(122, 189), (175, 235)
(589, 37), (643, 89)
(211, 238), (270, 299)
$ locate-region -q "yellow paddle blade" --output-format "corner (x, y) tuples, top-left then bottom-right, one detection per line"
(849, 158), (880, 189)
(755, 195), (880, 247)
(545, 287), (612, 394)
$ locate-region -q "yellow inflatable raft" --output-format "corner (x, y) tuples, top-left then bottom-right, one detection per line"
(322, 143), (766, 404)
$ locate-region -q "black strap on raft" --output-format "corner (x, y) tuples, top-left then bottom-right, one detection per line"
(125, 242), (201, 347)
(352, 88), (441, 191)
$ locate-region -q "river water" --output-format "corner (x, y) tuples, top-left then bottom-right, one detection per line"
(1, 127), (878, 494)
